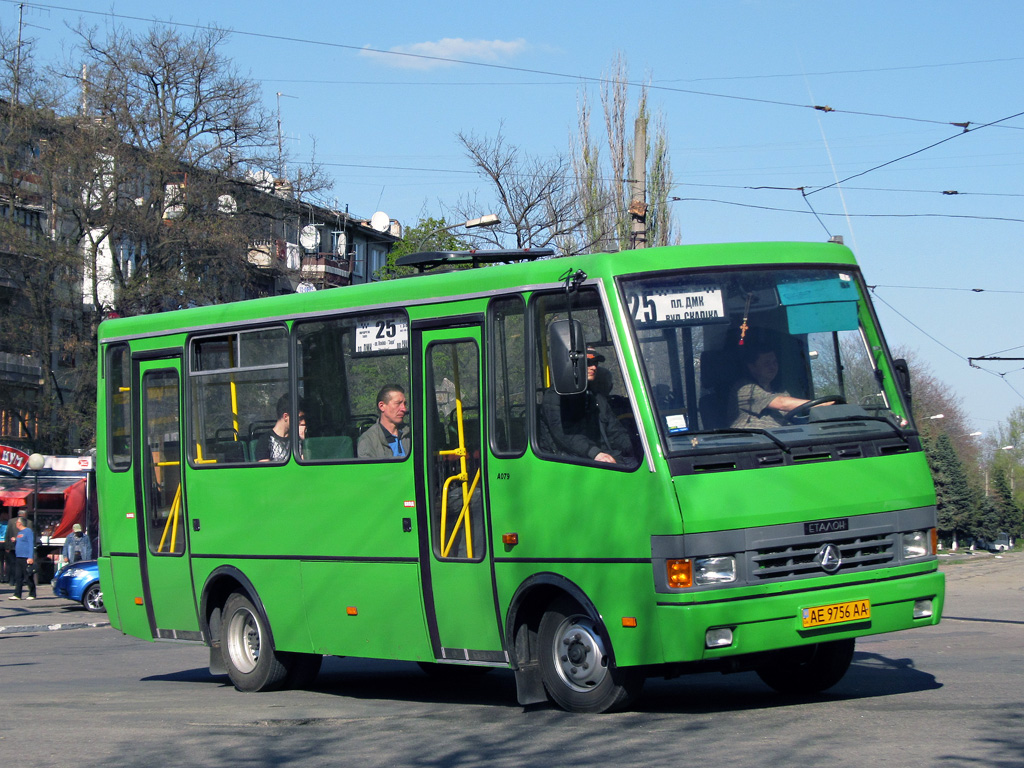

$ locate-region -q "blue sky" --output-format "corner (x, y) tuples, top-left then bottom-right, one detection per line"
(4, 0), (1024, 434)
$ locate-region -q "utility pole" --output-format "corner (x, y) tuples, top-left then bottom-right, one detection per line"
(628, 112), (647, 249)
(13, 3), (25, 105)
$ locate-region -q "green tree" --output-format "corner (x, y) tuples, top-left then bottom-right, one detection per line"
(926, 432), (977, 548)
(571, 54), (675, 253)
(379, 216), (469, 280)
(987, 464), (1023, 539)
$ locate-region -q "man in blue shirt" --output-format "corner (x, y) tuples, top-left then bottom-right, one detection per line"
(10, 514), (35, 600)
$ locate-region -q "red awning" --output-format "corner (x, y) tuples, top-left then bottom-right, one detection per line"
(0, 487), (33, 507)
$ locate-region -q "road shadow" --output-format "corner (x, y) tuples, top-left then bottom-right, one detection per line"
(636, 649), (941, 714)
(141, 648), (940, 714)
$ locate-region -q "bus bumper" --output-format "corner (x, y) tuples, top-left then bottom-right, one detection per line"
(653, 569), (945, 663)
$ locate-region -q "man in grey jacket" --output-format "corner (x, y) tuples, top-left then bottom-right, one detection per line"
(357, 384), (411, 459)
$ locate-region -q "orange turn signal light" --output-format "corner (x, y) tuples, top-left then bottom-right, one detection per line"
(930, 528), (938, 555)
(667, 559), (693, 589)
(346, 606), (358, 616)
(621, 617), (638, 628)
(502, 532), (519, 545)
(135, 597), (144, 605)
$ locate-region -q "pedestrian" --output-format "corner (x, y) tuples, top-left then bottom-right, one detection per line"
(0, 509), (9, 583)
(63, 523), (92, 564)
(10, 514), (36, 600)
(3, 509), (21, 585)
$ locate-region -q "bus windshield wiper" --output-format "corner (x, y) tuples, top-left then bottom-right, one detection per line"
(693, 427), (793, 453)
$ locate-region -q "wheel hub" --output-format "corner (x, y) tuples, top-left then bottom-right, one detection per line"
(553, 616), (609, 691)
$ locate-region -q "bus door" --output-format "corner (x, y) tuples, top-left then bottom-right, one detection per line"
(416, 325), (506, 664)
(133, 356), (201, 639)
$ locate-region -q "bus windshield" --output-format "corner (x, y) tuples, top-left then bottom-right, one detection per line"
(621, 266), (908, 455)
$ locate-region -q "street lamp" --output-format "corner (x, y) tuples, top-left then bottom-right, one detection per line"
(415, 214), (500, 251)
(27, 452), (44, 532)
(926, 414), (945, 420)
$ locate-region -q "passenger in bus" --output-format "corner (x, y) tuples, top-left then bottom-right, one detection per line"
(541, 347), (634, 465)
(357, 384), (412, 459)
(729, 346), (824, 429)
(255, 394), (304, 463)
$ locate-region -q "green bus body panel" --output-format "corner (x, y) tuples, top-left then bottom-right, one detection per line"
(182, 463), (420, 559)
(106, 555), (151, 639)
(486, 456), (680, 560)
(674, 452), (936, 534)
(96, 556), (121, 630)
(299, 561), (431, 659)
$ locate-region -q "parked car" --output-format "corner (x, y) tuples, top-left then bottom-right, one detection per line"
(988, 533), (1012, 552)
(52, 560), (104, 612)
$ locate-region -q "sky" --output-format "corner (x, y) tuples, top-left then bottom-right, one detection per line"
(3, 0), (1024, 436)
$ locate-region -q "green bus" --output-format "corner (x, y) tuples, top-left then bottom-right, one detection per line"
(95, 241), (944, 713)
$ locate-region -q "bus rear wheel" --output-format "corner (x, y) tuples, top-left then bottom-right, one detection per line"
(221, 592), (289, 692)
(755, 638), (855, 695)
(538, 597), (642, 713)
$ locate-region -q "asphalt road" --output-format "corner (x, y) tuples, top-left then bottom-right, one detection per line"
(2, 553), (1021, 768)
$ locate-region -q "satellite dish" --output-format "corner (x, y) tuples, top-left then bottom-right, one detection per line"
(334, 231), (347, 256)
(369, 211), (390, 232)
(247, 169), (274, 193)
(299, 225), (320, 252)
(217, 194), (237, 215)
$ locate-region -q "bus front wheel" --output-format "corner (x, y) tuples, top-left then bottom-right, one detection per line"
(538, 597), (642, 713)
(755, 638), (855, 695)
(221, 592), (290, 692)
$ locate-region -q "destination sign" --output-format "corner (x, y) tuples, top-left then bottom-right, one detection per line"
(355, 313), (409, 353)
(628, 287), (725, 325)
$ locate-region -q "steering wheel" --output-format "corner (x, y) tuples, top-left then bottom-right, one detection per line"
(784, 395), (846, 423)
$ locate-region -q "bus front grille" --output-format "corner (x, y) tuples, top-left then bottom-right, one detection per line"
(751, 533), (895, 580)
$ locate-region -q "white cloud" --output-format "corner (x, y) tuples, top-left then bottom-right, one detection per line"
(359, 38), (528, 70)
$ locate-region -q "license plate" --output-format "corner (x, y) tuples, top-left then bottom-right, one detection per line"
(802, 599), (871, 628)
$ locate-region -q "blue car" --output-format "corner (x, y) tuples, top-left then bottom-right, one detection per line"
(52, 560), (104, 613)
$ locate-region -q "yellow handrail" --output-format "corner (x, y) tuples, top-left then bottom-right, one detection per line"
(155, 459), (182, 553)
(437, 350), (476, 559)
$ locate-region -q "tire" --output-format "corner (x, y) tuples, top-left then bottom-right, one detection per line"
(538, 596), (642, 713)
(220, 591), (289, 692)
(755, 638), (855, 695)
(282, 652), (323, 689)
(82, 582), (105, 613)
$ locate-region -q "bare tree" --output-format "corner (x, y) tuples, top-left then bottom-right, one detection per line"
(0, 30), (92, 451)
(572, 54), (676, 253)
(68, 22), (327, 314)
(453, 128), (596, 253)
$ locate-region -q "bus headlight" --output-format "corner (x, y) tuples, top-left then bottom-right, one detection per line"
(902, 530), (930, 559)
(694, 556), (737, 585)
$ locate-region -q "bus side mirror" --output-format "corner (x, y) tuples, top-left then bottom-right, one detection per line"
(548, 319), (587, 395)
(893, 358), (912, 401)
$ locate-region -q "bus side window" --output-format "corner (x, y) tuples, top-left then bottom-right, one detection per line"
(294, 310), (410, 462)
(489, 295), (527, 456)
(106, 343), (132, 471)
(531, 290), (641, 467)
(188, 328), (289, 466)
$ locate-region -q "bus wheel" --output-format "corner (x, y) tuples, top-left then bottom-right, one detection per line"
(538, 597), (641, 713)
(755, 638), (855, 695)
(221, 592), (289, 692)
